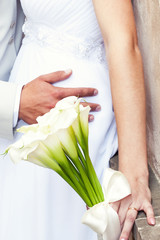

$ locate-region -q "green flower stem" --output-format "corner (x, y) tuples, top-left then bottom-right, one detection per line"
(73, 112), (104, 204)
(60, 164), (92, 207)
(77, 145), (87, 169)
(85, 152), (104, 202)
(37, 154), (92, 207)
(70, 156), (99, 205)
(54, 164), (93, 207)
(40, 143), (93, 206)
(66, 157), (85, 188)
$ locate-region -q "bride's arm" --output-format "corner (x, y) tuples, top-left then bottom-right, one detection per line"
(92, 0), (155, 239)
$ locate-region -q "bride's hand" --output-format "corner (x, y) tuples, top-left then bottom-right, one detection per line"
(110, 179), (155, 240)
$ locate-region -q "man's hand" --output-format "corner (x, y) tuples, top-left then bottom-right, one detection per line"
(19, 70), (100, 124)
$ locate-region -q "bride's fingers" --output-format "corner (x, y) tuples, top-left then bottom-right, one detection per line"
(109, 201), (121, 213)
(143, 203), (155, 225)
(118, 205), (130, 228)
(117, 195), (132, 227)
(119, 208), (138, 240)
(120, 202), (155, 240)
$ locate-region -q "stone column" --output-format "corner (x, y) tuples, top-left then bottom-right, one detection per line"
(133, 0), (160, 180)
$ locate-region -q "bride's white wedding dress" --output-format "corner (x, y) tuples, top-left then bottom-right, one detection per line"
(0, 1), (118, 240)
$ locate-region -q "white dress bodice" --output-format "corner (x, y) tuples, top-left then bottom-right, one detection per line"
(21, 0), (106, 64)
(21, 0), (102, 41)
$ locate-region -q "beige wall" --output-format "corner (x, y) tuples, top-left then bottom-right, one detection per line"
(133, 0), (160, 179)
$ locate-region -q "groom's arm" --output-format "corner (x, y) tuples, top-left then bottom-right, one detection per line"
(0, 81), (18, 139)
(0, 70), (100, 140)
(0, 0), (24, 139)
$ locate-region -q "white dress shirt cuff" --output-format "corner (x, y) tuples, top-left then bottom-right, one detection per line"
(13, 84), (23, 128)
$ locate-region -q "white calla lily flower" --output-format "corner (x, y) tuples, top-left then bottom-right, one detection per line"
(7, 124), (48, 164)
(5, 96), (131, 240)
(56, 127), (78, 162)
(79, 104), (90, 147)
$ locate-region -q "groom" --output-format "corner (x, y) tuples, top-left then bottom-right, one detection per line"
(0, 0), (99, 140)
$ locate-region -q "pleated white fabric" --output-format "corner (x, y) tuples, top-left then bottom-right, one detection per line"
(0, 1), (118, 240)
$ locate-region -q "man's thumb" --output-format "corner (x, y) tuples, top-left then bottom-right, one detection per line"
(40, 69), (72, 83)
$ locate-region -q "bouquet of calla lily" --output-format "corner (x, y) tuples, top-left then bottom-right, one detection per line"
(5, 96), (131, 240)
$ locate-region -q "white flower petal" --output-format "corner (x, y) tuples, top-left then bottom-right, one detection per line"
(37, 108), (59, 127)
(43, 134), (69, 166)
(72, 117), (84, 148)
(55, 96), (78, 110)
(6, 125), (48, 164)
(56, 127), (78, 161)
(53, 108), (78, 132)
(8, 142), (38, 164)
(79, 105), (90, 143)
(17, 123), (39, 133)
(28, 142), (60, 170)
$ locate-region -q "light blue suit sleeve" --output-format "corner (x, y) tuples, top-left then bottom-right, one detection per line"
(0, 0), (24, 139)
(0, 81), (18, 139)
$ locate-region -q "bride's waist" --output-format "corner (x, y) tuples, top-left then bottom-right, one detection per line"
(22, 20), (106, 63)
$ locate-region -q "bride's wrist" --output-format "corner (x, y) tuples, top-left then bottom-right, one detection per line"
(129, 173), (149, 188)
(119, 166), (149, 187)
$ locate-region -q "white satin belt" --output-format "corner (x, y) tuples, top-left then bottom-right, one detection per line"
(81, 168), (131, 240)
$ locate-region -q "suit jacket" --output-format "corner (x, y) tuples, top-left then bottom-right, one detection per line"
(0, 0), (24, 139)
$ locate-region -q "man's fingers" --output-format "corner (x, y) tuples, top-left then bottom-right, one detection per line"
(81, 102), (101, 112)
(56, 87), (98, 99)
(38, 70), (98, 98)
(39, 69), (72, 83)
(88, 114), (94, 122)
(120, 208), (137, 240)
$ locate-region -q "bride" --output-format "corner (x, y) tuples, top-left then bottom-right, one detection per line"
(0, 0), (155, 240)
